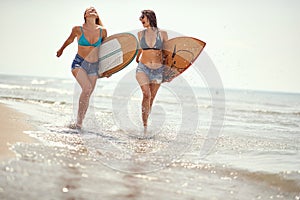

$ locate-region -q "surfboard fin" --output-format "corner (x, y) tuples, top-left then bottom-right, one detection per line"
(172, 45), (176, 58)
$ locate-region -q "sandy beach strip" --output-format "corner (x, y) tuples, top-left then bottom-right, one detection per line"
(0, 103), (35, 160)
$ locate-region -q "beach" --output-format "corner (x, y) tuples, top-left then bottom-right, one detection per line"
(0, 74), (299, 200)
(0, 103), (35, 160)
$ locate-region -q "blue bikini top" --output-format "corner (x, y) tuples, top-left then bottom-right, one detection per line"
(78, 26), (102, 47)
(140, 29), (163, 50)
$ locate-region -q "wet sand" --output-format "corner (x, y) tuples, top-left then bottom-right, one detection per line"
(0, 103), (35, 160)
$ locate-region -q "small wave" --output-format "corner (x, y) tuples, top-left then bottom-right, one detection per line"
(0, 96), (68, 105)
(31, 79), (46, 85)
(0, 83), (30, 90)
(171, 161), (300, 193)
(0, 83), (72, 95)
(238, 170), (300, 193)
(230, 107), (300, 117)
(252, 109), (296, 116)
(292, 111), (300, 116)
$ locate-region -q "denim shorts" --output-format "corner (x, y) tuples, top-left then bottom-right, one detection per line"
(136, 62), (164, 84)
(71, 54), (99, 76)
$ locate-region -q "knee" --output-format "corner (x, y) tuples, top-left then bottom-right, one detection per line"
(142, 90), (151, 100)
(81, 85), (93, 97)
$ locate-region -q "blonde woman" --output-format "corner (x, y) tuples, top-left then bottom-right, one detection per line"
(57, 7), (107, 129)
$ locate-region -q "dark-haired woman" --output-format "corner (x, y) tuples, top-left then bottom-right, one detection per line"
(135, 10), (168, 134)
(57, 7), (107, 129)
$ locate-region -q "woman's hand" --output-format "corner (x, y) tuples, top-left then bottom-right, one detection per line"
(136, 49), (141, 63)
(56, 49), (63, 57)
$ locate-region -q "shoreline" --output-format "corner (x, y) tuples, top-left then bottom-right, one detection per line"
(0, 103), (36, 161)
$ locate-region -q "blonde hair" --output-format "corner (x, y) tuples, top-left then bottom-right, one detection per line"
(84, 7), (103, 26)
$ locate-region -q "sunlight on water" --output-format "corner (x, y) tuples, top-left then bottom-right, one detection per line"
(0, 73), (299, 199)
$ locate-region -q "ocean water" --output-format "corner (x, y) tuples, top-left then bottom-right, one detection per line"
(0, 73), (299, 200)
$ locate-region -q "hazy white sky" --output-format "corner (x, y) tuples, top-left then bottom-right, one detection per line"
(1, 0), (300, 93)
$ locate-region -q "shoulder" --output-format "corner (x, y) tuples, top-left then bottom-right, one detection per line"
(97, 25), (106, 32)
(98, 25), (107, 37)
(137, 30), (144, 39)
(138, 30), (144, 35)
(159, 29), (168, 36)
(72, 26), (81, 31)
(159, 29), (168, 41)
(97, 25), (106, 31)
(72, 26), (82, 34)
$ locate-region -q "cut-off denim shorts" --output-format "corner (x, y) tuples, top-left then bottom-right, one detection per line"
(71, 54), (99, 76)
(136, 62), (164, 84)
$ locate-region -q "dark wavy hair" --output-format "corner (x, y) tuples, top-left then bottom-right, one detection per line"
(141, 10), (157, 28)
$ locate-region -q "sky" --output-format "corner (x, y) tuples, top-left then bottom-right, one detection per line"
(0, 0), (300, 93)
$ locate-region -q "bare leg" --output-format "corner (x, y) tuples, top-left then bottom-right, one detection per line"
(72, 68), (98, 128)
(149, 82), (161, 111)
(140, 84), (151, 127)
(142, 82), (161, 135)
(136, 72), (150, 129)
(136, 72), (163, 134)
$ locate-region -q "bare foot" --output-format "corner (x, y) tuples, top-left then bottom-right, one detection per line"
(68, 123), (82, 130)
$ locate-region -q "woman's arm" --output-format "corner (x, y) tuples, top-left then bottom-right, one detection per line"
(136, 31), (142, 63)
(161, 30), (168, 64)
(56, 26), (78, 57)
(161, 30), (168, 42)
(101, 27), (107, 40)
(136, 49), (142, 63)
